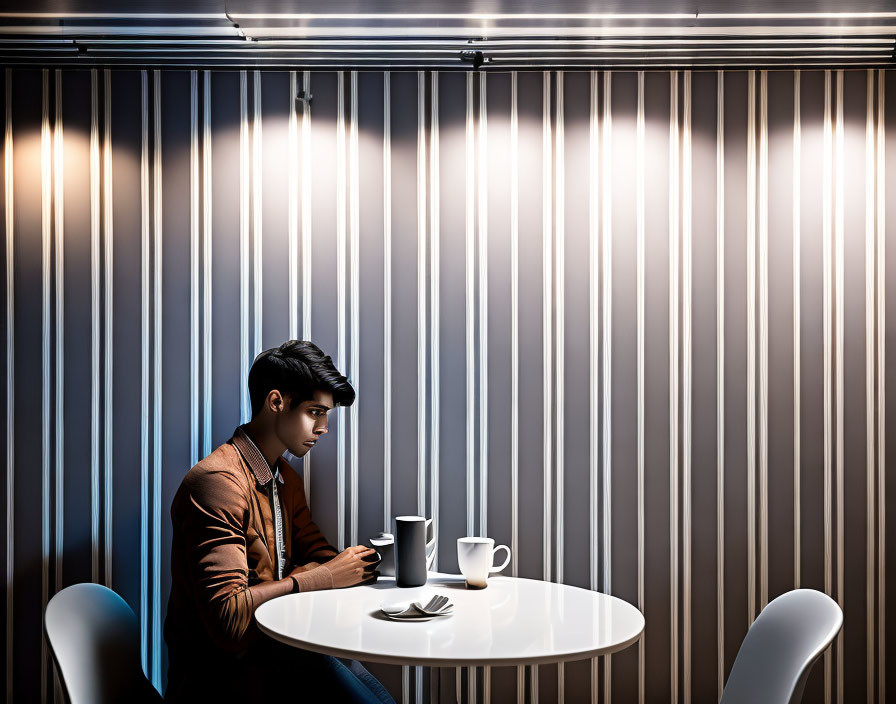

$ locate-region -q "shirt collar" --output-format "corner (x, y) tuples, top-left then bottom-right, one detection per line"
(231, 425), (285, 487)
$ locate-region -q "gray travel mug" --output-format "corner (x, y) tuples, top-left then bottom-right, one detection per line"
(394, 516), (434, 587)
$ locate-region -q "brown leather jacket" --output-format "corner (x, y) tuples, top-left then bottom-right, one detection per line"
(163, 427), (337, 701)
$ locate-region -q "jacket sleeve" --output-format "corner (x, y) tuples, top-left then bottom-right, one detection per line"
(178, 469), (257, 653)
(289, 474), (339, 564)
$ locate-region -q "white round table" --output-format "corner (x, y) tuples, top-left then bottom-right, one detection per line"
(254, 573), (644, 668)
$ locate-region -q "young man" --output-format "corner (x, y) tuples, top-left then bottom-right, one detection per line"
(164, 340), (393, 703)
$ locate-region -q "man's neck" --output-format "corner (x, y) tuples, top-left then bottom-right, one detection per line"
(243, 420), (284, 470)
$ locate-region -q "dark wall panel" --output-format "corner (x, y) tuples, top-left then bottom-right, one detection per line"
(642, 68), (672, 704)
(108, 68), (144, 671)
(690, 67), (721, 704)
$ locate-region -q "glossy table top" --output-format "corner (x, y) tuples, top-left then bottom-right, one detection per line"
(254, 573), (645, 667)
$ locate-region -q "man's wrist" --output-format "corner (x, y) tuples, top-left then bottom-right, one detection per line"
(290, 564), (334, 592)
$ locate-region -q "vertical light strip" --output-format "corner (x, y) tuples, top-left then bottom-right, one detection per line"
(588, 71), (601, 592)
(636, 68), (646, 704)
(555, 69), (565, 704)
(601, 69), (613, 704)
(288, 71), (299, 341)
(532, 666), (539, 704)
(510, 70), (519, 577)
(202, 71), (212, 458)
(336, 70), (346, 551)
(3, 67), (13, 704)
(469, 667), (477, 704)
(822, 68), (833, 704)
(589, 68), (599, 704)
(102, 68), (112, 590)
(139, 69), (150, 674)
(189, 71), (199, 469)
(349, 71), (360, 548)
(746, 69), (757, 627)
(417, 70), (427, 520)
(252, 71), (262, 360)
(151, 68), (162, 690)
(465, 71), (475, 538)
(589, 68), (599, 593)
(89, 70), (99, 586)
(302, 70), (312, 343)
(301, 70), (312, 505)
(793, 70), (802, 591)
(402, 665), (409, 704)
(383, 72), (391, 531)
(864, 68), (875, 704)
(716, 69), (726, 702)
(478, 70), (488, 538)
(682, 69), (693, 704)
(834, 68), (845, 704)
(541, 69), (553, 584)
(875, 68), (886, 704)
(758, 70), (769, 612)
(510, 72), (522, 704)
(464, 98), (475, 704)
(53, 69), (64, 597)
(669, 69), (680, 704)
(40, 68), (50, 704)
(416, 666), (424, 704)
(430, 71), (441, 569)
(239, 71), (249, 423)
(555, 70), (564, 586)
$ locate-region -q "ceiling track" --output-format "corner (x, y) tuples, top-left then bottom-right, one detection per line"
(1, 60), (891, 71)
(1, 13), (894, 68)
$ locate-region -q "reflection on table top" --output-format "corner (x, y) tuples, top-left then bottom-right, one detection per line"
(254, 573), (645, 667)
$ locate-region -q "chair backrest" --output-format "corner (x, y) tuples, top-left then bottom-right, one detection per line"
(720, 589), (842, 704)
(44, 583), (162, 704)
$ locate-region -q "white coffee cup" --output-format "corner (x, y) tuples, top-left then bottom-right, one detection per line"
(457, 537), (511, 589)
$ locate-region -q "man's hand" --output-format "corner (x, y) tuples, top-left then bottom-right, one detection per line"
(322, 545), (380, 588)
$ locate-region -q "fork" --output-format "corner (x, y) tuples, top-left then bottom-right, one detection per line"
(412, 595), (451, 615)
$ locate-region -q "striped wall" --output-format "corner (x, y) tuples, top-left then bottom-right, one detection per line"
(1, 67), (894, 704)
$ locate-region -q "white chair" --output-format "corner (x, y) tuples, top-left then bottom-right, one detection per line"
(44, 582), (162, 704)
(721, 589), (842, 704)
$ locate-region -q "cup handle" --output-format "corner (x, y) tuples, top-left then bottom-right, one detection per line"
(489, 545), (511, 574)
(425, 519), (437, 570)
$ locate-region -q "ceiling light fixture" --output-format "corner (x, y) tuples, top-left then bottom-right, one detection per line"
(240, 26), (896, 38)
(0, 12), (229, 19)
(81, 45), (887, 54)
(229, 11), (896, 21)
(228, 13), (698, 21)
(80, 37), (889, 46)
(697, 12), (896, 20)
(468, 37), (895, 45)
(0, 26), (239, 36)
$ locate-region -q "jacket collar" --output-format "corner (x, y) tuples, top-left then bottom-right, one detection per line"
(231, 425), (285, 487)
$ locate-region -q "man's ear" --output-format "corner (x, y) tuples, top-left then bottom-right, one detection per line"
(268, 389), (285, 413)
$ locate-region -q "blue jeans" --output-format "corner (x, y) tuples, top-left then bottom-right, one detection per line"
(166, 638), (395, 703)
(325, 656), (395, 704)
(271, 645), (395, 703)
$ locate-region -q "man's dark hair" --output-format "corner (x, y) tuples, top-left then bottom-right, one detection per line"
(248, 340), (355, 417)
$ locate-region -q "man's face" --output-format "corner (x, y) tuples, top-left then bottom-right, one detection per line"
(273, 389), (334, 458)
